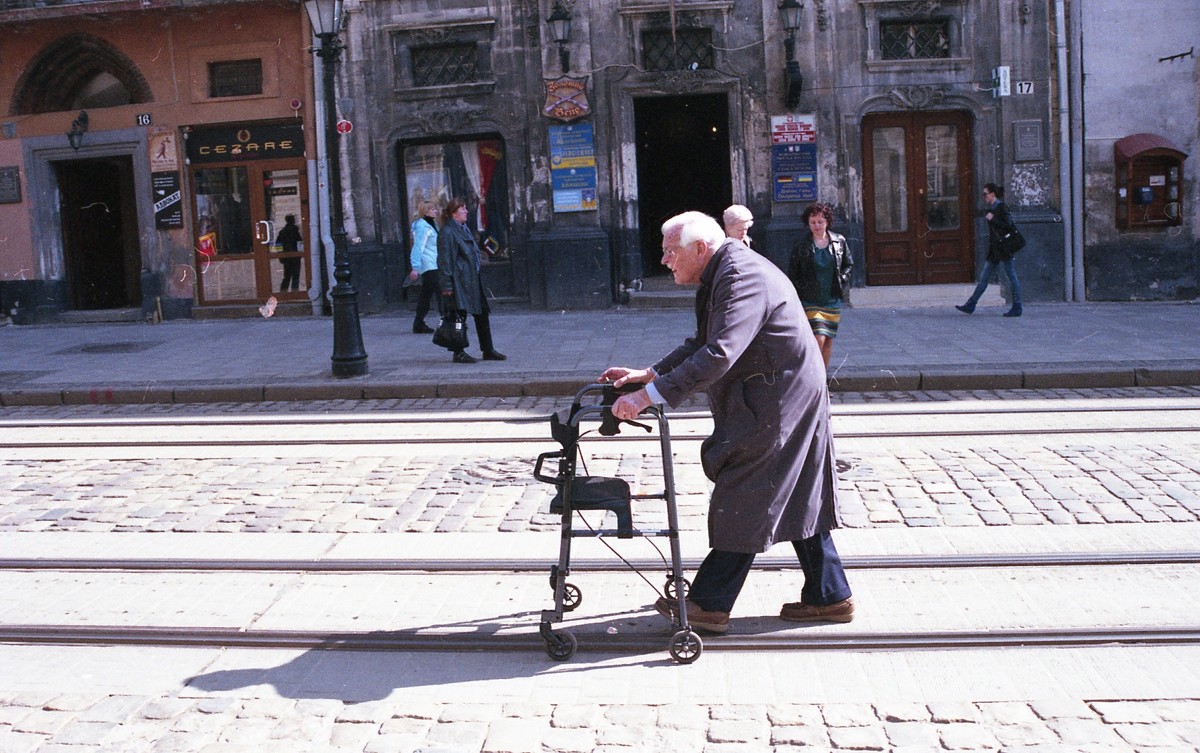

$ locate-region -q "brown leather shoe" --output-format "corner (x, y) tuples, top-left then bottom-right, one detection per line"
(654, 596), (729, 634)
(779, 597), (855, 623)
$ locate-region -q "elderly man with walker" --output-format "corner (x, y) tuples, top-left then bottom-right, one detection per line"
(603, 211), (854, 634)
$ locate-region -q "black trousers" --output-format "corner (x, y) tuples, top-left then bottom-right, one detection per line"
(413, 270), (439, 325)
(453, 280), (496, 354)
(689, 531), (852, 614)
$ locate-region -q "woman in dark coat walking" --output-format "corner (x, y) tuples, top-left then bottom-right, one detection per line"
(604, 211), (853, 634)
(436, 198), (505, 363)
(956, 182), (1023, 317)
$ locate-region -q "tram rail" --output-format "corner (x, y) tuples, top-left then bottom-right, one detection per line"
(3, 623), (1199, 653)
(1, 403), (1198, 450)
(2, 550), (1200, 573)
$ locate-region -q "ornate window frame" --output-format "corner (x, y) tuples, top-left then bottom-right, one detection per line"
(859, 0), (971, 73)
(390, 18), (496, 100)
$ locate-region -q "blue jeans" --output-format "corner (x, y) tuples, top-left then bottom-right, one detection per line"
(689, 532), (852, 613)
(965, 257), (1021, 311)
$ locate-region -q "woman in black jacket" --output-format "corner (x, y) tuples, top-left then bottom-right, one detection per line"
(956, 182), (1023, 317)
(437, 198), (506, 363)
(788, 202), (852, 369)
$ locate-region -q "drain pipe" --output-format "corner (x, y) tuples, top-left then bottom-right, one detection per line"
(1054, 0), (1073, 301)
(1068, 0), (1086, 301)
(312, 39), (336, 314)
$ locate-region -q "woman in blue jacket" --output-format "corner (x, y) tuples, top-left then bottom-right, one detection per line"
(407, 201), (440, 333)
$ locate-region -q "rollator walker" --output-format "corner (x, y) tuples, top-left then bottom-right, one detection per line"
(533, 382), (703, 664)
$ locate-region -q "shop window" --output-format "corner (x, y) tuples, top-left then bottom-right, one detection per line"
(208, 60), (264, 98)
(880, 19), (951, 60)
(400, 138), (509, 262)
(642, 28), (714, 72)
(1114, 133), (1187, 229)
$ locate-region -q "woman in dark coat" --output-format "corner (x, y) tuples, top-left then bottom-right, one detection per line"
(955, 182), (1023, 317)
(436, 197), (505, 363)
(788, 202), (853, 369)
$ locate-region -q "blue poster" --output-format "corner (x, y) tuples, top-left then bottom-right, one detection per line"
(549, 123), (598, 212)
(772, 143), (818, 202)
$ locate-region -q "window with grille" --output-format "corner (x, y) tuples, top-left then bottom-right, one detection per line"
(879, 20), (950, 60)
(411, 44), (478, 87)
(642, 29), (713, 72)
(208, 59), (263, 98)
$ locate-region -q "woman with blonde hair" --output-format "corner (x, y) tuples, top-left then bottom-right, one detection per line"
(408, 200), (440, 334)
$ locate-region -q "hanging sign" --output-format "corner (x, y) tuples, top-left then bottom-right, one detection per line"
(771, 115), (818, 202)
(543, 77), (591, 122)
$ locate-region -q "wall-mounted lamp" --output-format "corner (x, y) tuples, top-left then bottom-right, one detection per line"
(779, 0), (804, 108)
(546, 0), (572, 73)
(66, 110), (89, 150)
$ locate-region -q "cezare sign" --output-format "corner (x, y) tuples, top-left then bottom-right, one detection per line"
(185, 124), (305, 164)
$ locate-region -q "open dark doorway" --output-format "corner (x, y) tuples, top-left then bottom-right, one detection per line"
(634, 93), (731, 277)
(56, 157), (140, 310)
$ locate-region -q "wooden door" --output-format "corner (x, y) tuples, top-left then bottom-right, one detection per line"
(862, 111), (974, 285)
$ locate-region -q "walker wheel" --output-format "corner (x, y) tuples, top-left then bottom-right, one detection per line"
(544, 629), (578, 661)
(562, 582), (583, 612)
(663, 576), (690, 601)
(669, 629), (703, 664)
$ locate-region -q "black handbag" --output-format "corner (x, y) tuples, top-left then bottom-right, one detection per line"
(432, 300), (469, 351)
(999, 227), (1026, 255)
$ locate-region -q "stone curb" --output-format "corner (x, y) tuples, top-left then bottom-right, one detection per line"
(2, 365), (1199, 406)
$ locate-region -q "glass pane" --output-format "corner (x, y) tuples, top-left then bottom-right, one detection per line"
(194, 167), (253, 255)
(403, 139), (510, 262)
(264, 169), (307, 293)
(871, 127), (907, 232)
(198, 258), (258, 301)
(925, 125), (960, 230)
(194, 167), (255, 302)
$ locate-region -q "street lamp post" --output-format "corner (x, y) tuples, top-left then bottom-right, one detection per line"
(306, 0), (367, 378)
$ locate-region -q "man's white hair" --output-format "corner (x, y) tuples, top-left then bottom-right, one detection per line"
(663, 211), (725, 251)
(723, 204), (753, 227)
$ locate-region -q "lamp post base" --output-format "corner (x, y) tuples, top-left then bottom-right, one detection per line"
(331, 282), (368, 378)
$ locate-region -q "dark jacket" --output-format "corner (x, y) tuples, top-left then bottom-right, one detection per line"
(437, 220), (485, 314)
(788, 230), (852, 304)
(985, 200), (1018, 263)
(651, 239), (840, 553)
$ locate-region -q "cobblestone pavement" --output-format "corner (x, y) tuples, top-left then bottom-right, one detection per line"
(1, 692), (1198, 753)
(3, 386), (1200, 753)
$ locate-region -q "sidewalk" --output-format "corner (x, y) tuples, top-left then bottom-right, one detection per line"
(2, 300), (1199, 405)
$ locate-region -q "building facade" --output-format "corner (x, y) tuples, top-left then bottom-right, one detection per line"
(341, 0), (1070, 310)
(1, 0), (1194, 325)
(0, 0), (321, 324)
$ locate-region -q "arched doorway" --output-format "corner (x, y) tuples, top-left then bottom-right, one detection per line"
(633, 93), (732, 277)
(55, 157), (141, 310)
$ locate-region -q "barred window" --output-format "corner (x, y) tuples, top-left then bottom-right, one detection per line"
(411, 44), (478, 87)
(880, 20), (950, 60)
(642, 29), (713, 72)
(208, 59), (263, 98)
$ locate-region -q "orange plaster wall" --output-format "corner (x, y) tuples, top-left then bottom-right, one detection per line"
(0, 140), (34, 281)
(1, 3), (314, 146)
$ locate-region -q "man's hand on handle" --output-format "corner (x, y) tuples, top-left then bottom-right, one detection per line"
(599, 367), (655, 421)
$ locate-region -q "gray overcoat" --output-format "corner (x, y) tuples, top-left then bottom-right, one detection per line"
(437, 221), (485, 315)
(651, 239), (840, 553)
